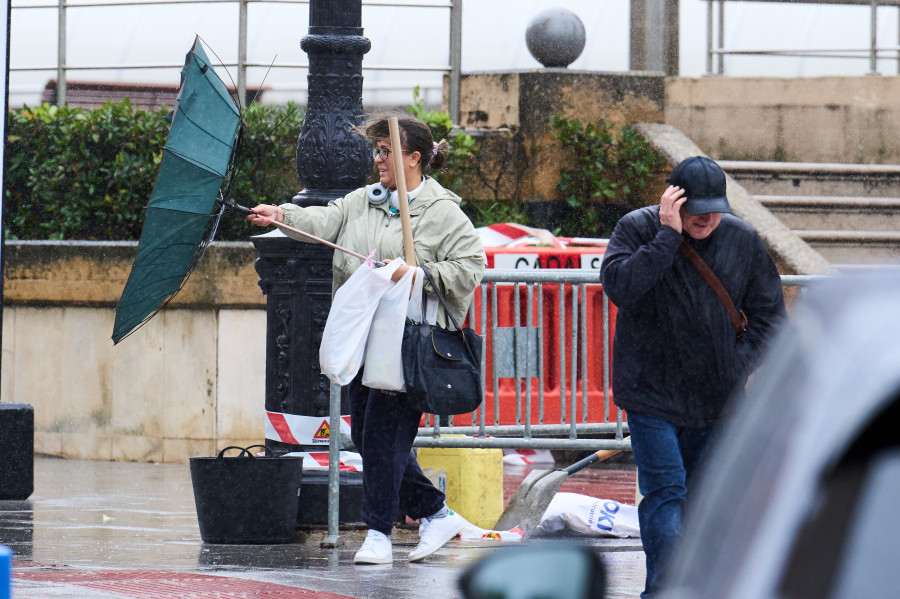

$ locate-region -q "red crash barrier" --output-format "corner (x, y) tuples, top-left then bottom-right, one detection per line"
(454, 243), (617, 426)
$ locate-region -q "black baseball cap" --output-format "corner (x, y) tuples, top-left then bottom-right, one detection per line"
(666, 156), (731, 215)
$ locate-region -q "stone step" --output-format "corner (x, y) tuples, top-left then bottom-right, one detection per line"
(794, 229), (900, 265)
(720, 161), (900, 198)
(755, 195), (900, 231)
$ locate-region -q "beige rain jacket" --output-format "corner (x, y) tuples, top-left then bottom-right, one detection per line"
(280, 178), (486, 327)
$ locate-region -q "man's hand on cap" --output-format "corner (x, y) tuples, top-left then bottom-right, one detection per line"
(660, 185), (687, 234)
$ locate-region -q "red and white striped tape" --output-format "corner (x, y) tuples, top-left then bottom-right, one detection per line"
(265, 411), (351, 446)
(476, 223), (565, 249)
(279, 451), (363, 472)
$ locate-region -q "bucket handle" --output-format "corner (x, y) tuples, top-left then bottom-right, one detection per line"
(216, 444), (268, 459)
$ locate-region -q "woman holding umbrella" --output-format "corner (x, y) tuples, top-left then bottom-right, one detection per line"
(248, 113), (485, 564)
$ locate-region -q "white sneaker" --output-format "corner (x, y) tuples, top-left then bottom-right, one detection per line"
(408, 510), (466, 562)
(354, 530), (392, 565)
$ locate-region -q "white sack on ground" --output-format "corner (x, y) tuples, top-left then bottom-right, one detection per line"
(536, 492), (641, 538)
(454, 492), (639, 542)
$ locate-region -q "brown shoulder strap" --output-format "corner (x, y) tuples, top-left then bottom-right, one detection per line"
(680, 241), (747, 339)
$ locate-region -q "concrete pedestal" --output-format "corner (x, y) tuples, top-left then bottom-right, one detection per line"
(446, 69), (666, 205)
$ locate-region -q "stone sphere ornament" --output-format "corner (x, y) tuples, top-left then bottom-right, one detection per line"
(525, 8), (586, 68)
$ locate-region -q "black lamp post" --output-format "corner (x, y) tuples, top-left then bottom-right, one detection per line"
(253, 0), (371, 457)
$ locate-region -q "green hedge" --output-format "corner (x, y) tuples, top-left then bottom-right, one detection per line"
(3, 99), (304, 241)
(3, 98), (663, 241)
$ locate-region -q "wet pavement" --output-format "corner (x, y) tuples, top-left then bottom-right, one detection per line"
(1, 455), (646, 598)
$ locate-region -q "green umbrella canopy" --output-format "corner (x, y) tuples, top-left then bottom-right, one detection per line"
(113, 37), (241, 344)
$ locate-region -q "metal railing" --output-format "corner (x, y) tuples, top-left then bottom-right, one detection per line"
(9, 0), (462, 121)
(319, 270), (823, 542)
(706, 0), (900, 75)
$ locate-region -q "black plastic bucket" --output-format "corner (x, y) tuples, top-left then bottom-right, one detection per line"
(0, 403), (33, 500)
(189, 445), (302, 544)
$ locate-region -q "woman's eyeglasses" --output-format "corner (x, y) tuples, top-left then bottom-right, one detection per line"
(372, 147), (411, 161)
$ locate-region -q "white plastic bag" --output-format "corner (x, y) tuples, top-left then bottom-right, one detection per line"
(363, 261), (415, 391)
(319, 257), (402, 386)
(405, 267), (439, 325)
(536, 492), (641, 538)
(459, 522), (526, 542)
(406, 267), (425, 323)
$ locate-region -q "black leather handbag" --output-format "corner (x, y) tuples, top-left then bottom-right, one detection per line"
(402, 266), (484, 416)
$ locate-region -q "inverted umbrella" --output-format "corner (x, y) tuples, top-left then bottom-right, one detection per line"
(114, 37), (385, 344)
(112, 37), (240, 343)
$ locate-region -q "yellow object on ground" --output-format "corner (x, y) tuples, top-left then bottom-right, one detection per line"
(416, 442), (503, 529)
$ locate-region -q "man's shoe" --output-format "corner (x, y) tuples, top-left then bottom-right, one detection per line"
(354, 530), (392, 565)
(408, 510), (466, 562)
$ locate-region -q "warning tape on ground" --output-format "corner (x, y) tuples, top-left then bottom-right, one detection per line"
(265, 411), (351, 446)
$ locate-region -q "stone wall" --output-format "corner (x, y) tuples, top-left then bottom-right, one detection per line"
(666, 76), (900, 164)
(1, 241), (267, 463)
(453, 74), (900, 207)
(450, 70), (666, 204)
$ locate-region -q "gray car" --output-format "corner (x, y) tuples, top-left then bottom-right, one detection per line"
(661, 270), (900, 599)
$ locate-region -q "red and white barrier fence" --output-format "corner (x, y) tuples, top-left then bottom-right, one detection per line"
(265, 410), (351, 447)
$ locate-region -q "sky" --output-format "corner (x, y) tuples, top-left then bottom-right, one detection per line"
(5, 0), (900, 108)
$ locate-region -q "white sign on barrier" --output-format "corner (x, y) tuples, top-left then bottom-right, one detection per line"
(493, 253), (604, 270)
(580, 254), (605, 270)
(493, 253), (539, 269)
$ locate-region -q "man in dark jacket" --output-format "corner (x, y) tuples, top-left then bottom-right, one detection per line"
(600, 156), (786, 598)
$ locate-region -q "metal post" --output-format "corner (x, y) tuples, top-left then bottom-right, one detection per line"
(557, 283), (566, 424)
(513, 284), (522, 425)
(321, 382), (343, 548)
(491, 283), (500, 426)
(666, 0), (679, 76)
(238, 0), (248, 105)
(569, 285), (578, 437)
(602, 291), (610, 424)
(57, 0), (66, 105)
(706, 0), (713, 75)
(579, 284), (588, 422)
(717, 0), (725, 75)
(478, 286), (487, 435)
(869, 0), (880, 75)
(537, 284), (544, 423)
(448, 0), (461, 125)
(524, 283), (533, 432)
(630, 0), (678, 75)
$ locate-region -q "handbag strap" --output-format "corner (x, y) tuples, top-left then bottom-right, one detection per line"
(418, 265), (465, 333)
(416, 266), (478, 362)
(679, 241), (747, 339)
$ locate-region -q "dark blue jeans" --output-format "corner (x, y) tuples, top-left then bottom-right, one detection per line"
(348, 376), (445, 536)
(628, 411), (716, 598)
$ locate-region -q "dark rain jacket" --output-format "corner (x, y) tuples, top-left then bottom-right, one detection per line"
(600, 206), (786, 428)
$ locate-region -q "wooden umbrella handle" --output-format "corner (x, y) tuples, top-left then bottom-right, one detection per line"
(388, 117), (417, 267)
(563, 436), (631, 475)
